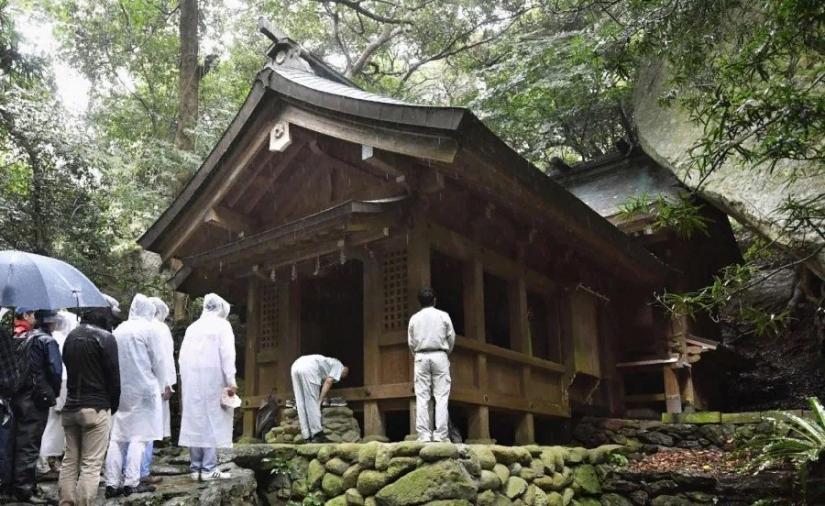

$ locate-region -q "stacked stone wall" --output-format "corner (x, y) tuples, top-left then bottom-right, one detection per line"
(230, 442), (794, 506)
(266, 407), (362, 444)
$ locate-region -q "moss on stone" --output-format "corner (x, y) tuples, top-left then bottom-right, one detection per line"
(523, 484), (536, 506)
(374, 460), (478, 506)
(393, 441), (425, 457)
(342, 463), (363, 491)
(545, 492), (564, 506)
(494, 493), (514, 506)
(566, 448), (586, 464)
(327, 494), (349, 506)
(534, 488), (548, 506)
(292, 479), (309, 497)
(479, 470), (502, 491)
(423, 501), (473, 506)
(584, 445), (623, 465)
(491, 446), (532, 466)
(346, 488), (365, 506)
(326, 457), (351, 476)
(358, 442), (381, 468)
(387, 457), (418, 481)
(478, 490), (497, 506)
(319, 445), (336, 463)
(299, 444), (327, 457)
(362, 435), (391, 444)
(561, 488), (573, 506)
(571, 498), (600, 506)
(308, 459), (326, 491)
(529, 459), (545, 478)
(519, 468), (538, 481)
(365, 497), (377, 506)
(472, 446), (497, 471)
(420, 443), (460, 461)
(600, 493), (634, 506)
(720, 412), (762, 424)
(571, 465), (600, 495)
(336, 443), (362, 462)
(323, 472), (346, 497)
(493, 464), (511, 485)
(375, 445), (394, 471)
(540, 448), (567, 472)
(679, 412), (722, 424)
(357, 470), (389, 497)
(505, 477), (529, 499)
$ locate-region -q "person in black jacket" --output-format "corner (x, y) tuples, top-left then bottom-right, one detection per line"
(58, 303), (121, 506)
(1, 309), (63, 503)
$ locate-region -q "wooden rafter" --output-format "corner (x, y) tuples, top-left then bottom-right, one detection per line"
(242, 140), (308, 215)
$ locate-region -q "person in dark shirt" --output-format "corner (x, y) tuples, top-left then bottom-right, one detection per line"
(1, 309), (63, 503)
(58, 302), (121, 506)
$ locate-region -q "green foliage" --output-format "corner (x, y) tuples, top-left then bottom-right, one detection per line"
(619, 192), (711, 239)
(607, 452), (628, 467)
(265, 455), (295, 477)
(745, 397), (825, 498)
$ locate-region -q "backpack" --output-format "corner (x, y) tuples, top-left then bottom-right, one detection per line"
(8, 330), (35, 395)
(448, 418), (463, 444)
(255, 388), (280, 440)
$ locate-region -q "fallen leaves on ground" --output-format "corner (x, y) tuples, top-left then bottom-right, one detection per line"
(628, 448), (750, 476)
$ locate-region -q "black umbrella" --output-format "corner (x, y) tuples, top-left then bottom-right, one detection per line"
(0, 250), (109, 310)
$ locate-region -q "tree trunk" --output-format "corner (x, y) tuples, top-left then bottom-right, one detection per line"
(173, 0), (199, 320)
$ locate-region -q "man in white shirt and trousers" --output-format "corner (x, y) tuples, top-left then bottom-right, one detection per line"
(408, 287), (456, 443)
(290, 355), (348, 443)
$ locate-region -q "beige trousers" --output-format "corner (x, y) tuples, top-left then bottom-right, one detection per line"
(58, 408), (111, 506)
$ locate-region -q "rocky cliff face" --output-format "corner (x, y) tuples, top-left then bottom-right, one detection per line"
(632, 60), (825, 279)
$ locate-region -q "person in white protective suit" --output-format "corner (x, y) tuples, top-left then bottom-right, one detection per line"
(290, 355), (349, 443)
(103, 294), (166, 498)
(407, 287), (455, 443)
(178, 293), (237, 481)
(36, 311), (78, 475)
(120, 297), (175, 485)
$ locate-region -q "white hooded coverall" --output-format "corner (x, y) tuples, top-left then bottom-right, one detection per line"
(408, 306), (455, 443)
(105, 294), (166, 489)
(290, 355), (344, 440)
(148, 297), (176, 437)
(178, 294), (237, 449)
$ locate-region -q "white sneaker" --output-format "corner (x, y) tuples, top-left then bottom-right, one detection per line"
(35, 458), (50, 475)
(190, 472), (200, 481)
(201, 469), (230, 481)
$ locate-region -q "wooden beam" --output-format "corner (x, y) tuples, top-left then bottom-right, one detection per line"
(204, 205), (254, 235)
(243, 141), (307, 214)
(226, 148), (278, 208)
(243, 277), (260, 437)
(624, 393), (667, 403)
(363, 252), (382, 386)
(160, 114), (275, 262)
(363, 401), (386, 437)
(168, 265), (193, 291)
(663, 365), (682, 414)
(515, 414), (535, 444)
(467, 405), (490, 440)
(361, 145), (405, 178)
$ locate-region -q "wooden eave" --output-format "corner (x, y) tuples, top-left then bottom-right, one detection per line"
(183, 199), (402, 269)
(140, 63), (669, 286)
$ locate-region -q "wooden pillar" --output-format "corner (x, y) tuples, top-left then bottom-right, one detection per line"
(663, 366), (682, 414)
(363, 253), (385, 437)
(510, 270), (534, 443)
(407, 226), (430, 438)
(276, 279), (301, 398)
(242, 277), (260, 437)
(464, 257), (490, 440)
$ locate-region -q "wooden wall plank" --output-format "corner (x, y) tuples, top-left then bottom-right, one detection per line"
(243, 277), (260, 437)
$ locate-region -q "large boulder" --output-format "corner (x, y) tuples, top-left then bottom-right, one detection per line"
(633, 60), (825, 278)
(374, 460), (478, 506)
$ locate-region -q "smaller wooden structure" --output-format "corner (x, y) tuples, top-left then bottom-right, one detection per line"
(138, 23), (734, 443)
(554, 152), (742, 414)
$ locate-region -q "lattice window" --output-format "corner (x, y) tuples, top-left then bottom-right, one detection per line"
(383, 248), (409, 331)
(260, 283), (279, 351)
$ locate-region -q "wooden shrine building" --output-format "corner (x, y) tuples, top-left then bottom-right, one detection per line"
(139, 22), (730, 443)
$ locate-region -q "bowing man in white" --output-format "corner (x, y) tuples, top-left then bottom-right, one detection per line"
(104, 294), (166, 497)
(408, 287), (455, 443)
(290, 355), (348, 443)
(178, 294), (237, 481)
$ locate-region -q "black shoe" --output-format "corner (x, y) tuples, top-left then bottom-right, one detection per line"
(125, 483), (156, 494)
(105, 486), (122, 498)
(311, 433), (333, 443)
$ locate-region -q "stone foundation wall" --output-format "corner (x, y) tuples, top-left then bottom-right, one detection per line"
(266, 407), (362, 444)
(230, 443), (793, 506)
(571, 411), (810, 450)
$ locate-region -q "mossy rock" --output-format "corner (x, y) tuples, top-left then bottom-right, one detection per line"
(478, 490), (497, 506)
(479, 470), (502, 491)
(393, 441), (425, 457)
(357, 470), (389, 497)
(524, 484), (536, 506)
(423, 501), (473, 506)
(375, 445), (393, 471)
(365, 497), (377, 506)
(494, 464), (511, 485)
(324, 472), (346, 497)
(509, 463), (523, 475)
(308, 459), (327, 490)
(290, 456), (310, 481)
(534, 487), (548, 506)
(566, 448), (586, 464)
(358, 442), (381, 468)
(337, 443), (363, 462)
(505, 477), (529, 500)
(530, 459), (546, 478)
(374, 460), (478, 506)
(584, 445), (624, 465)
(420, 443), (460, 461)
(347, 488), (365, 506)
(599, 493), (634, 506)
(362, 435), (391, 443)
(540, 448), (568, 472)
(562, 488), (574, 506)
(342, 464), (363, 491)
(319, 445), (336, 463)
(571, 499), (600, 506)
(323, 407), (355, 417)
(236, 435), (264, 445)
(387, 457), (419, 481)
(524, 445), (543, 458)
(533, 469), (572, 493)
(326, 457), (351, 476)
(472, 446), (497, 470)
(571, 465), (600, 495)
(327, 494), (349, 506)
(494, 493), (514, 506)
(491, 446), (532, 466)
(292, 479), (309, 498)
(299, 444), (327, 457)
(546, 492), (564, 506)
(519, 468), (538, 481)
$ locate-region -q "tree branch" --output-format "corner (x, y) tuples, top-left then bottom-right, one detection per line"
(311, 0), (414, 25)
(346, 24), (396, 78)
